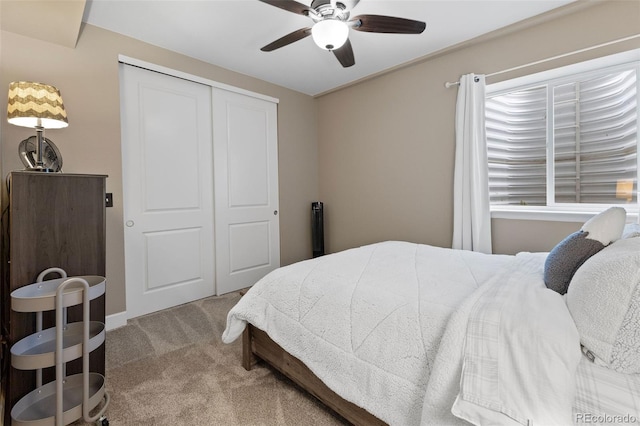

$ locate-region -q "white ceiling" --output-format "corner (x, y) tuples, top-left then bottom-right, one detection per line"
(82, 0), (577, 96)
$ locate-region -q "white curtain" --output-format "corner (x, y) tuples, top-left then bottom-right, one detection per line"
(452, 74), (492, 253)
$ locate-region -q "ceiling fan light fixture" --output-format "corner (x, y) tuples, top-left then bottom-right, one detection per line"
(311, 19), (348, 51)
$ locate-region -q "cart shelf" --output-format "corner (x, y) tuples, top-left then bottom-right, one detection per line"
(11, 276), (106, 313)
(10, 373), (106, 426)
(11, 322), (106, 370)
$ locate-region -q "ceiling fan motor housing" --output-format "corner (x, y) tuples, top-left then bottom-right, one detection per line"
(309, 0), (349, 21)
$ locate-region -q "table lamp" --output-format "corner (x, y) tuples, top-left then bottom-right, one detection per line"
(7, 81), (68, 172)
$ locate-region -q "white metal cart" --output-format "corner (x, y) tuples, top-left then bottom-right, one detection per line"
(9, 268), (110, 426)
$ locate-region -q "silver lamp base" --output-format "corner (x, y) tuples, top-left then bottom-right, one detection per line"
(18, 132), (63, 173)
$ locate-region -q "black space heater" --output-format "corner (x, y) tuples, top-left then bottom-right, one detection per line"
(312, 201), (325, 258)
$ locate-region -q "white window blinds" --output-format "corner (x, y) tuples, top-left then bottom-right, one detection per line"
(487, 86), (547, 205)
(486, 66), (638, 207)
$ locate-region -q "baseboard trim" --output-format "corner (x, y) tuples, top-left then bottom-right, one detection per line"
(106, 311), (127, 331)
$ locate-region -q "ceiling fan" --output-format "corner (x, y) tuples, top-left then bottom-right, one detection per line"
(259, 0), (426, 68)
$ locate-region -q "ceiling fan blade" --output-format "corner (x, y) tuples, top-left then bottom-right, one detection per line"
(261, 28), (312, 51)
(351, 15), (426, 34)
(258, 0), (312, 16)
(332, 39), (355, 67)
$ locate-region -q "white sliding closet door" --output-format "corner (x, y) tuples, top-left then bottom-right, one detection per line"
(213, 88), (280, 295)
(120, 64), (215, 319)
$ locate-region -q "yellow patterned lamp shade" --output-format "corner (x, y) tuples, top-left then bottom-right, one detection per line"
(7, 81), (68, 129)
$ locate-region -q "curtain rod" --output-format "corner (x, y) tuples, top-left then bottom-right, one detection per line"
(444, 34), (640, 88)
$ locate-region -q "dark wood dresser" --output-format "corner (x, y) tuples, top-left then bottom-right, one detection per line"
(1, 171), (107, 423)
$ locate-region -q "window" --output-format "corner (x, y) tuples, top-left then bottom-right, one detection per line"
(486, 51), (639, 217)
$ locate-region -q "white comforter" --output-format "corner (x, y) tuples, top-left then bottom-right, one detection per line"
(222, 241), (582, 425)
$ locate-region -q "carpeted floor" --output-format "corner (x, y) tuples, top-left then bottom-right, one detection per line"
(79, 292), (347, 425)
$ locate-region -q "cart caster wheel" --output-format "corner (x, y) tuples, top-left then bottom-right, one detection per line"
(96, 416), (109, 426)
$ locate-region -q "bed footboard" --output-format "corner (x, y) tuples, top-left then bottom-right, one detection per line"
(242, 324), (386, 426)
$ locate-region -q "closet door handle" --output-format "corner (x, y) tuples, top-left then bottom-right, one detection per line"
(273, 210), (278, 215)
(126, 220), (135, 227)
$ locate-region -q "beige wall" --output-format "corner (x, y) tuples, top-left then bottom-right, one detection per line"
(317, 0), (640, 255)
(0, 24), (319, 316)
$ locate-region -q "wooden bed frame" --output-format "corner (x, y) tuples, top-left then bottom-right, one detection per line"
(242, 324), (387, 426)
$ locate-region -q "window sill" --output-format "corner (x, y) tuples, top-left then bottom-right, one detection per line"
(491, 206), (640, 223)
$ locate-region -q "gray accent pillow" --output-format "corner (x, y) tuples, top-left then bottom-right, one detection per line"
(544, 231), (605, 295)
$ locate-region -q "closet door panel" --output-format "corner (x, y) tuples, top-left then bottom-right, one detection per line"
(120, 64), (215, 319)
(213, 88), (280, 294)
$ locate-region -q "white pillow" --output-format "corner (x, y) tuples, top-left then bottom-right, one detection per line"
(566, 237), (640, 374)
(580, 206), (626, 244)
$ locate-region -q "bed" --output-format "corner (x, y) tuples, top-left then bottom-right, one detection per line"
(222, 209), (640, 425)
